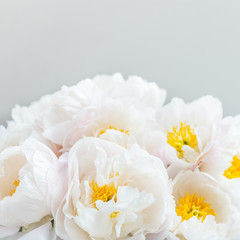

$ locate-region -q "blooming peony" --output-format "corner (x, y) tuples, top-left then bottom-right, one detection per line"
(200, 115), (240, 213)
(170, 170), (240, 240)
(10, 74), (166, 154)
(142, 96), (228, 178)
(0, 138), (57, 238)
(52, 138), (173, 240)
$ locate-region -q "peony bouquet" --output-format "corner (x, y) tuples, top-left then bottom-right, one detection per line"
(1, 73), (240, 240)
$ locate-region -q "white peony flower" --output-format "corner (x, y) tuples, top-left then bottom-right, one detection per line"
(43, 74), (166, 152)
(0, 138), (57, 238)
(52, 138), (173, 240)
(170, 170), (240, 240)
(10, 74), (166, 154)
(143, 96), (226, 178)
(199, 115), (240, 214)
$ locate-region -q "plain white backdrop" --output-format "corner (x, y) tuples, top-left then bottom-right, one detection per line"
(0, 0), (240, 125)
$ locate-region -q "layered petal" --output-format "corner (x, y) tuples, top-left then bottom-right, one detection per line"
(53, 138), (173, 240)
(0, 138), (57, 237)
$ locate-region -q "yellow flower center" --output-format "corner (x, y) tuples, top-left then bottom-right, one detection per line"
(224, 154), (240, 179)
(90, 180), (118, 205)
(98, 125), (130, 136)
(90, 180), (119, 219)
(10, 179), (20, 196)
(167, 122), (198, 158)
(110, 211), (120, 218)
(176, 192), (216, 222)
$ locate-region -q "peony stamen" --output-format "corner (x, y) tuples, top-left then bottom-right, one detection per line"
(90, 180), (118, 206)
(98, 125), (130, 137)
(10, 179), (20, 196)
(167, 122), (198, 158)
(224, 154), (240, 179)
(176, 192), (216, 223)
(110, 211), (119, 218)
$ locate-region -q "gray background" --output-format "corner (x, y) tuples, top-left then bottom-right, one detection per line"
(1, 0), (240, 125)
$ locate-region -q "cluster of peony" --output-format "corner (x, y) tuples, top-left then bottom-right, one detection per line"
(1, 73), (240, 240)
